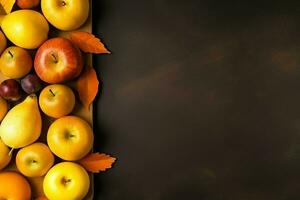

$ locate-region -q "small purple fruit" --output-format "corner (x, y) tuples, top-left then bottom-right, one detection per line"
(0, 79), (22, 101)
(21, 74), (42, 94)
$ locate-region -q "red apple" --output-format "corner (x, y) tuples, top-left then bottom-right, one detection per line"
(17, 0), (40, 9)
(34, 37), (83, 84)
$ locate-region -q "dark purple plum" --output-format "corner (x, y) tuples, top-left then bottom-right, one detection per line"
(0, 79), (22, 101)
(21, 74), (42, 94)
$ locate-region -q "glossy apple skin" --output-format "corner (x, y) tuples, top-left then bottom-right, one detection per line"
(0, 79), (22, 101)
(39, 84), (75, 118)
(21, 74), (42, 94)
(17, 0), (40, 8)
(16, 143), (54, 177)
(0, 139), (11, 170)
(41, 0), (89, 31)
(0, 46), (33, 79)
(47, 116), (94, 161)
(34, 37), (83, 84)
(43, 162), (90, 200)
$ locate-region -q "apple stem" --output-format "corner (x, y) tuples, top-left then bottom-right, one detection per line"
(51, 53), (58, 63)
(62, 0), (67, 6)
(49, 89), (55, 97)
(8, 50), (13, 58)
(8, 148), (14, 157)
(62, 177), (72, 185)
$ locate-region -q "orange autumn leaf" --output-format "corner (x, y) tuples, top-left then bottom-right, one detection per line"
(79, 153), (117, 173)
(69, 31), (110, 54)
(76, 67), (99, 109)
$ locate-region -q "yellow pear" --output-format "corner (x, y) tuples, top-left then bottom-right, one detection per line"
(1, 10), (49, 49)
(0, 95), (42, 148)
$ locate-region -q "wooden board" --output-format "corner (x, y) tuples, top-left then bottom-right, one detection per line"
(1, 0), (94, 199)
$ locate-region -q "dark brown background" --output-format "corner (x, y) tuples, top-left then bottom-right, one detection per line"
(93, 0), (300, 199)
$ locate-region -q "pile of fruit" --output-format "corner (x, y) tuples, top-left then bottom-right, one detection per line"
(0, 0), (116, 200)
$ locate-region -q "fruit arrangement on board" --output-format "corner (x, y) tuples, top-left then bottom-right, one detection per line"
(0, 0), (116, 200)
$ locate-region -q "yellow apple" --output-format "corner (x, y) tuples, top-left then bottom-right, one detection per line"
(41, 0), (89, 31)
(1, 10), (49, 49)
(43, 162), (90, 200)
(0, 46), (33, 79)
(0, 31), (7, 54)
(0, 139), (11, 170)
(16, 143), (54, 177)
(39, 84), (75, 118)
(0, 97), (8, 121)
(47, 116), (94, 161)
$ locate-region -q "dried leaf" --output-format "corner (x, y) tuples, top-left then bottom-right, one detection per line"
(69, 31), (110, 54)
(79, 153), (116, 173)
(76, 67), (99, 109)
(0, 0), (16, 14)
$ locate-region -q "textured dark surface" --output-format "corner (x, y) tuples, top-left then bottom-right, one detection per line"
(92, 0), (300, 199)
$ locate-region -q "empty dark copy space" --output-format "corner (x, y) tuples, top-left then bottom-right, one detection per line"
(92, 0), (300, 199)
